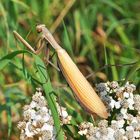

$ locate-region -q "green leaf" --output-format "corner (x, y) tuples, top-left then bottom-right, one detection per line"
(0, 50), (32, 70)
(125, 62), (140, 82)
(0, 50), (31, 61)
(0, 59), (11, 70)
(5, 89), (12, 138)
(11, 0), (30, 9)
(109, 52), (118, 80)
(62, 21), (74, 58)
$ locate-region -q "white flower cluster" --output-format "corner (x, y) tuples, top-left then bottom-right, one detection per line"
(17, 88), (71, 140)
(78, 81), (140, 140)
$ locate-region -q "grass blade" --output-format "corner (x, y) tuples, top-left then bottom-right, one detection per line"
(62, 21), (74, 58)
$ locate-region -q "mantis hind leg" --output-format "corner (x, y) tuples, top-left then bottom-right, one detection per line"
(44, 46), (60, 71)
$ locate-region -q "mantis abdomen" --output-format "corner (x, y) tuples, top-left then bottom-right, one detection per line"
(56, 48), (108, 119)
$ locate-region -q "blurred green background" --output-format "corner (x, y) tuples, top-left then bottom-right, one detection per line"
(0, 0), (140, 139)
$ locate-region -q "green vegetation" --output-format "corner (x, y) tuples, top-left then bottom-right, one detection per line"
(0, 0), (140, 139)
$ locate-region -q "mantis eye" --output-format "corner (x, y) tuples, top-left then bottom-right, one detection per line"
(36, 24), (46, 33)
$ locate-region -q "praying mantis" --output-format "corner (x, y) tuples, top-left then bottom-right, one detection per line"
(13, 24), (108, 119)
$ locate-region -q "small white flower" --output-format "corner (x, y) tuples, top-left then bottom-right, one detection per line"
(110, 98), (116, 109)
(134, 131), (140, 138)
(106, 87), (110, 92)
(34, 128), (41, 134)
(123, 92), (129, 98)
(115, 101), (121, 109)
(107, 127), (115, 138)
(40, 107), (49, 116)
(61, 110), (68, 118)
(35, 114), (42, 121)
(126, 126), (134, 131)
(25, 122), (34, 137)
(127, 98), (134, 104)
(129, 93), (134, 99)
(101, 135), (109, 140)
(131, 117), (138, 124)
(95, 131), (101, 138)
(110, 81), (119, 89)
(41, 106), (48, 112)
(118, 120), (125, 128)
(123, 136), (128, 140)
(23, 109), (36, 120)
(127, 98), (134, 110)
(78, 129), (87, 135)
(100, 91), (108, 96)
(121, 108), (127, 114)
(119, 128), (125, 134)
(43, 114), (50, 122)
(111, 120), (117, 124)
(30, 101), (37, 108)
(96, 83), (107, 92)
(41, 123), (53, 131)
(120, 108), (128, 119)
(35, 91), (42, 96)
(30, 109), (36, 119)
